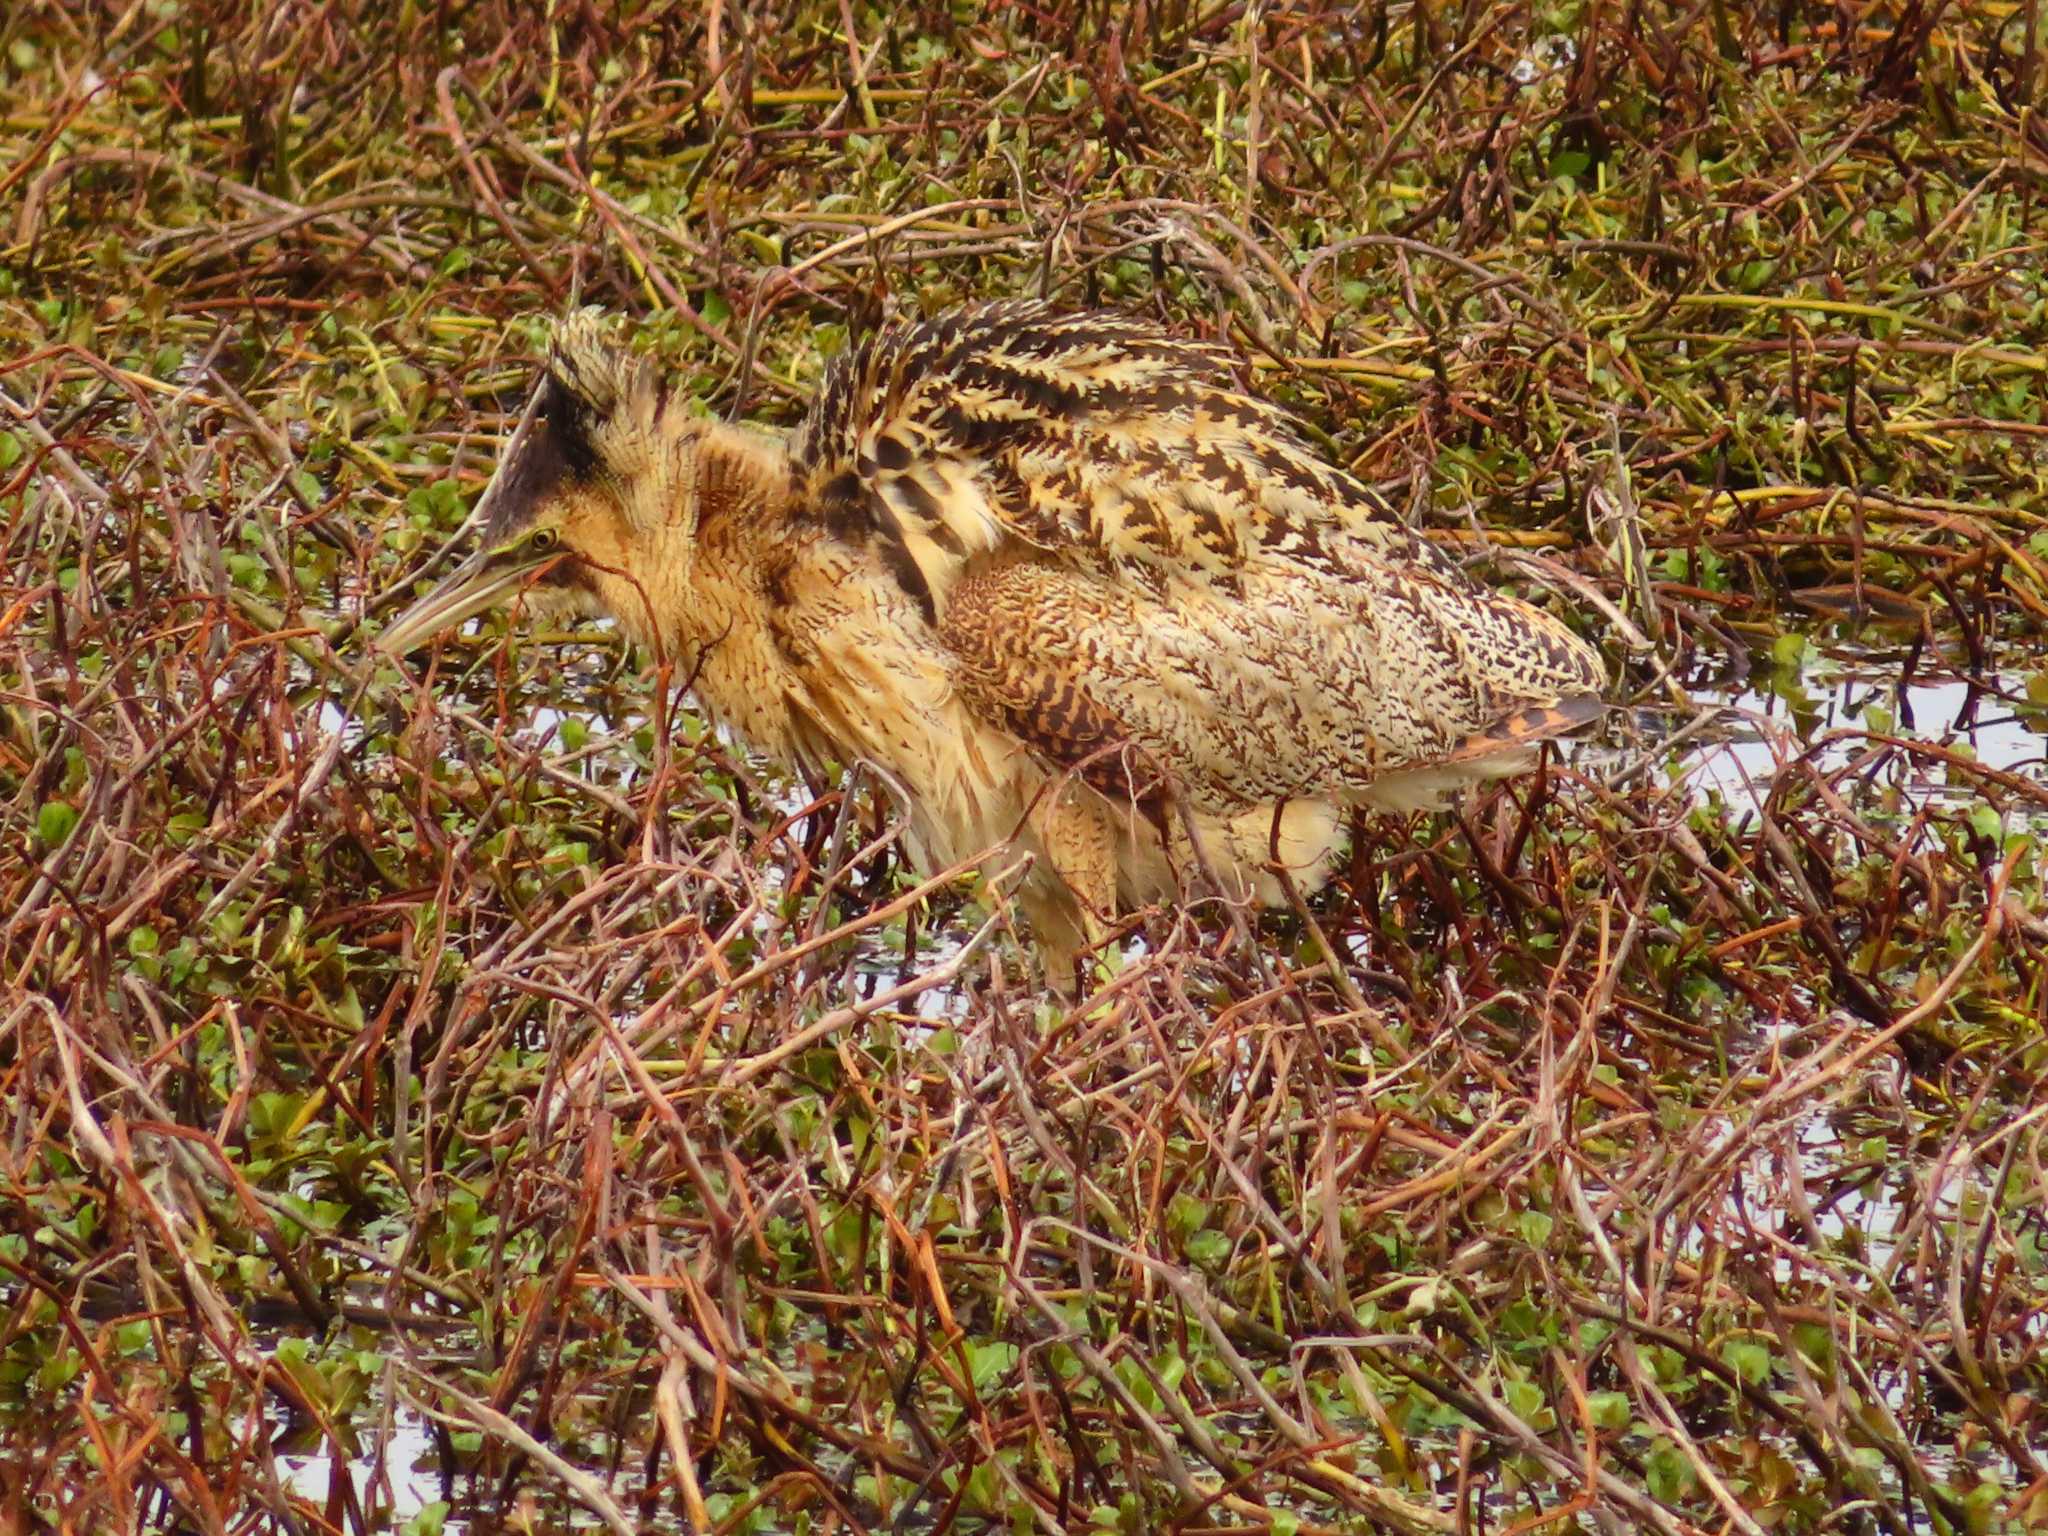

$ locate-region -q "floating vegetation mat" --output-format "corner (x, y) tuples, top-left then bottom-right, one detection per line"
(4, 2), (2047, 1532)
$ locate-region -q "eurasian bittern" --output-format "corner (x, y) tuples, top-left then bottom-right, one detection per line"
(379, 302), (1605, 978)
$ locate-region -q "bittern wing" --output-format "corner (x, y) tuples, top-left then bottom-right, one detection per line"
(791, 302), (1604, 811)
(935, 551), (1603, 815)
(790, 301), (1460, 620)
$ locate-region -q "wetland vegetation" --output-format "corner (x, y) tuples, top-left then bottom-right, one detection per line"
(4, 1), (2048, 1531)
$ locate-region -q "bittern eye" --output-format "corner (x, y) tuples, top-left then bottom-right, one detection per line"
(531, 527), (560, 553)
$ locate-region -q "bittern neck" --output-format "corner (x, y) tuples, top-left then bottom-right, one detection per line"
(690, 419), (792, 534)
(586, 418), (794, 661)
(590, 417), (805, 759)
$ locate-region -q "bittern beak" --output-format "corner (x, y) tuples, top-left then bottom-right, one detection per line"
(373, 535), (557, 655)
(374, 386), (558, 657)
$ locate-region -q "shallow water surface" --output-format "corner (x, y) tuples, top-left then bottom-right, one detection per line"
(1677, 662), (2046, 819)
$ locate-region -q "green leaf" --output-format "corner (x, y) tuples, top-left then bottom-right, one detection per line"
(962, 1460), (999, 1511)
(1155, 1350), (1186, 1393)
(331, 984), (365, 1032)
(1721, 1338), (1772, 1385)
(36, 801), (79, 847)
(212, 905), (246, 945)
(1792, 1321), (1836, 1373)
(1645, 1437), (1695, 1501)
(36, 1347), (84, 1393)
(1502, 1377), (1545, 1421)
(968, 1341), (1018, 1391)
(1588, 1390), (1631, 1430)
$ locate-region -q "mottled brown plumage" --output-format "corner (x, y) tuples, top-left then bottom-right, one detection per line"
(379, 301), (1606, 979)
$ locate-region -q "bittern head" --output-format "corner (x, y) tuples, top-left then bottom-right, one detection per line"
(376, 309), (695, 657)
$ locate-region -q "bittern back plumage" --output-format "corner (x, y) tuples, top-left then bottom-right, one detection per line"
(379, 302), (1606, 979)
